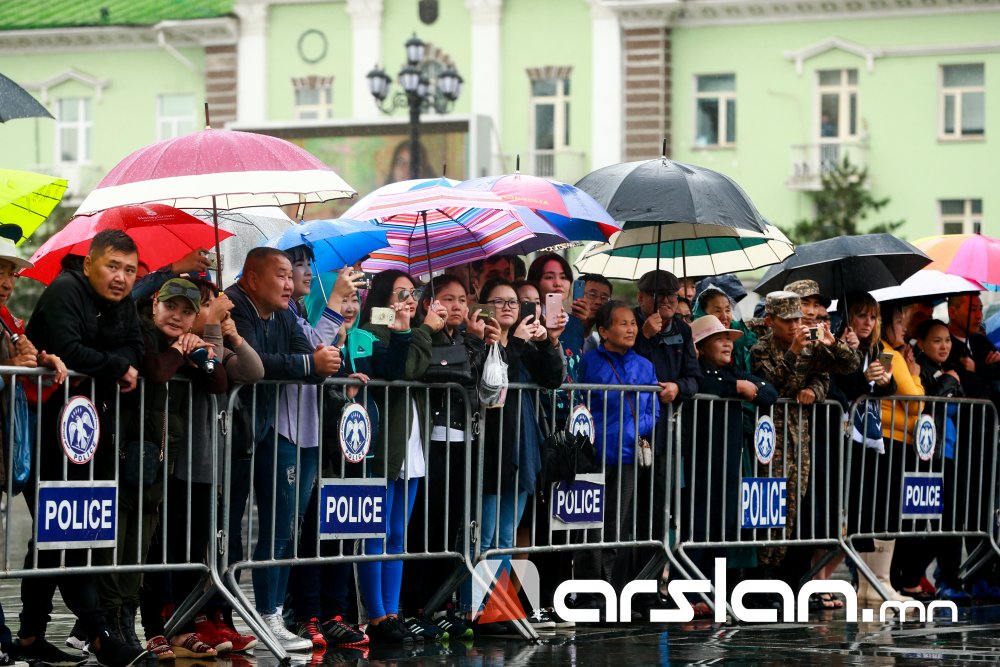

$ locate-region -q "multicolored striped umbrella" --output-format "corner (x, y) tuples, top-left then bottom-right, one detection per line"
(349, 186), (536, 282)
(913, 233), (1000, 289)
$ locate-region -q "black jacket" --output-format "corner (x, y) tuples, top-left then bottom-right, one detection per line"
(632, 306), (702, 398)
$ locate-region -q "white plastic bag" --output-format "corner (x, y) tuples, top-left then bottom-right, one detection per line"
(479, 343), (508, 408)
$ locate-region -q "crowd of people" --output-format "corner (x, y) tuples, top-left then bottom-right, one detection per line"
(0, 222), (998, 666)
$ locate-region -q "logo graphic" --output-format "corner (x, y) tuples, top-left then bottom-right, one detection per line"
(754, 415), (775, 465)
(915, 415), (936, 461)
(569, 404), (595, 444)
(59, 396), (100, 464)
(339, 403), (371, 463)
(470, 559), (540, 624)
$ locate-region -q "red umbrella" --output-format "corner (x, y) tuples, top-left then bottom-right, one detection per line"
(21, 204), (233, 285)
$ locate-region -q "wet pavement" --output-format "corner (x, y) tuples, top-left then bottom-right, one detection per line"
(5, 493), (1000, 666)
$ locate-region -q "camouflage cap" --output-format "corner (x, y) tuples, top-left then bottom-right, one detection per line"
(764, 290), (805, 320)
(783, 279), (831, 308)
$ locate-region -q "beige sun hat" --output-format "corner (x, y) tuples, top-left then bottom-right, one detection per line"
(691, 314), (743, 346)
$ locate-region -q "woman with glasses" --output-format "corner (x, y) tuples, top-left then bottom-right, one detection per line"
(356, 270), (445, 644)
(471, 278), (565, 627)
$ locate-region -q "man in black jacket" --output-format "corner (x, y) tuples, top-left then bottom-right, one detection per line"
(18, 230), (146, 667)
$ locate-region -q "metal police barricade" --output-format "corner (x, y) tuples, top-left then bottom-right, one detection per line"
(0, 368), (224, 650)
(471, 381), (670, 637)
(669, 396), (847, 620)
(842, 394), (1000, 607)
(218, 377), (474, 660)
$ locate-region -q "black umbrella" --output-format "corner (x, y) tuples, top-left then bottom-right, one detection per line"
(754, 234), (931, 296)
(0, 73), (53, 123)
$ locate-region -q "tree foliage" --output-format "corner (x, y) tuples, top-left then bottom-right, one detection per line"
(783, 156), (904, 244)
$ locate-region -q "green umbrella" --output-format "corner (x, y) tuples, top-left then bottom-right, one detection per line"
(0, 169), (68, 244)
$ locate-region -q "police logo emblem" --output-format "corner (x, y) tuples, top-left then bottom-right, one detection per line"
(340, 403), (372, 464)
(59, 396), (100, 464)
(569, 404), (595, 445)
(754, 415), (776, 466)
(915, 414), (936, 462)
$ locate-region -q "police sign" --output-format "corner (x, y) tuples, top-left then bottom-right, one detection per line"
(551, 473), (604, 530)
(339, 403), (372, 464)
(319, 478), (387, 538)
(568, 404), (595, 444)
(741, 477), (787, 529)
(901, 472), (944, 518)
(37, 481), (117, 550)
(59, 396), (100, 464)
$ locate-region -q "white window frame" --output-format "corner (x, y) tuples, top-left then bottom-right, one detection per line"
(938, 198), (982, 235)
(156, 94), (196, 140)
(529, 77), (570, 152)
(293, 78), (333, 120)
(939, 63), (985, 141)
(55, 97), (91, 164)
(815, 69), (859, 142)
(693, 73), (736, 148)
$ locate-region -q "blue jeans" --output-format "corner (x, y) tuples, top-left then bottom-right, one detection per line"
(251, 435), (318, 615)
(459, 489), (528, 612)
(357, 478), (419, 619)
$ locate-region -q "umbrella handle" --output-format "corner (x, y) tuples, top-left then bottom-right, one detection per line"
(422, 210), (435, 299)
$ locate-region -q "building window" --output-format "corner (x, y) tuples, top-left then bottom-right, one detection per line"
(939, 198), (982, 234)
(157, 94), (196, 140)
(694, 74), (735, 147)
(816, 69), (858, 141)
(526, 71), (571, 178)
(56, 97), (91, 163)
(292, 76), (334, 120)
(941, 64), (984, 139)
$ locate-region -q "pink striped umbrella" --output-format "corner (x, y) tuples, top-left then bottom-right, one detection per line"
(349, 186), (536, 283)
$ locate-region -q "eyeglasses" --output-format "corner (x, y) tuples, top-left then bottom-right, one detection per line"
(161, 282), (201, 302)
(644, 291), (678, 302)
(585, 291), (611, 303)
(487, 298), (520, 310)
(393, 287), (422, 301)
(0, 268), (19, 281)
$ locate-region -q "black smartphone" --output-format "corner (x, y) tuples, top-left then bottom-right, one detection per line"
(518, 302), (536, 324)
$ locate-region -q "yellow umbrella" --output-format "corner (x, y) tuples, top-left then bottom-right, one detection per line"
(0, 169), (68, 244)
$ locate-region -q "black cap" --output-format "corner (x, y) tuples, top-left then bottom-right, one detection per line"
(637, 270), (680, 294)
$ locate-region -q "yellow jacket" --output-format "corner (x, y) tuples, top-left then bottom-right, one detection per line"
(880, 341), (925, 445)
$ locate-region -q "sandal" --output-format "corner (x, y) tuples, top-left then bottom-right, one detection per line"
(809, 593), (841, 610)
(145, 635), (175, 660)
(169, 634), (218, 659)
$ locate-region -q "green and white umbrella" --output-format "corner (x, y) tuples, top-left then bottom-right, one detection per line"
(574, 222), (794, 280)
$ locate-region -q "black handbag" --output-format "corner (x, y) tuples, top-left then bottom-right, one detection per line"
(122, 440), (162, 488)
(542, 430), (599, 485)
(423, 344), (473, 384)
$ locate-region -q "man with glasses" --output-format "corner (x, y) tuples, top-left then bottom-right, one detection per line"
(576, 274), (613, 354)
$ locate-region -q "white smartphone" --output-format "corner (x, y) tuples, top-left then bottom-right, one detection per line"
(544, 292), (564, 328)
(371, 307), (396, 326)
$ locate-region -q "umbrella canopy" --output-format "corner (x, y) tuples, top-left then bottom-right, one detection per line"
(190, 207), (295, 286)
(574, 223), (794, 279)
(75, 128), (355, 215)
(343, 177), (458, 220)
(755, 233), (931, 296)
(0, 169), (68, 244)
(348, 186), (536, 279)
(264, 218), (389, 273)
(456, 173), (620, 242)
(0, 74), (53, 123)
(829, 270), (982, 310)
(23, 204), (233, 285)
(576, 157), (772, 235)
(912, 233), (1000, 288)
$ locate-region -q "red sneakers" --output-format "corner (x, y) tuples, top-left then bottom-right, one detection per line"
(204, 611), (259, 652)
(295, 618), (327, 650)
(191, 615), (233, 653)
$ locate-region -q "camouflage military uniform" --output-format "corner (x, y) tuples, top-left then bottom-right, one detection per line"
(749, 292), (859, 565)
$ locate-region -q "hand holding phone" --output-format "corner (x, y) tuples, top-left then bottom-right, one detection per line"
(371, 307), (396, 326)
(572, 279), (586, 301)
(879, 351), (895, 370)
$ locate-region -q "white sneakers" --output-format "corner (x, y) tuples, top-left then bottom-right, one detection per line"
(261, 613), (313, 652)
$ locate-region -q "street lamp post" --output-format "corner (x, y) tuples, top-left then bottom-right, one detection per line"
(366, 34), (463, 180)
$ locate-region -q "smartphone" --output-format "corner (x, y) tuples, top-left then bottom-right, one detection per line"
(572, 279), (586, 301)
(359, 272), (375, 290)
(544, 293), (564, 328)
(879, 351), (895, 369)
(518, 302), (536, 325)
(807, 327), (819, 341)
(475, 305), (495, 321)
(371, 307), (396, 326)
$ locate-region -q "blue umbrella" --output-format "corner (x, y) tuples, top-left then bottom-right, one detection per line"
(264, 218), (389, 273)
